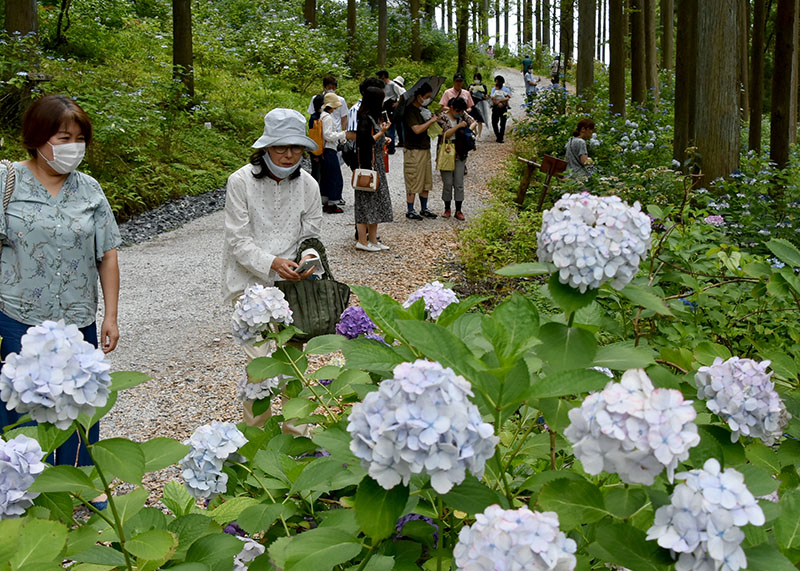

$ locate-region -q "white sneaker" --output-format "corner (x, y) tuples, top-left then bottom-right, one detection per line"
(371, 241), (390, 251)
(355, 241), (381, 252)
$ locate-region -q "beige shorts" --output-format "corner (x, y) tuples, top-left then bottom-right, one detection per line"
(403, 148), (433, 194)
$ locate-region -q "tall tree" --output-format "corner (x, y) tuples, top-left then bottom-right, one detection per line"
(660, 0), (673, 69)
(426, 0), (436, 21)
(458, 0), (469, 72)
(535, 0), (542, 44)
(347, 0), (356, 63)
(496, 0), (502, 45)
(644, 0), (659, 103)
(411, 0), (422, 60)
(673, 0), (697, 164)
(737, 0), (750, 119)
(543, 0), (551, 49)
(749, 0), (766, 152)
(172, 0), (194, 98)
(505, 0), (510, 45)
(609, 0), (625, 117)
(448, 0), (453, 33)
(630, 0), (647, 104)
(577, 0), (596, 104)
(771, 0), (796, 168)
(522, 0), (531, 44)
(482, 0), (490, 40)
(304, 0), (317, 27)
(695, 0), (738, 180)
(378, 0), (388, 65)
(560, 0), (574, 65)
(5, 0), (38, 36)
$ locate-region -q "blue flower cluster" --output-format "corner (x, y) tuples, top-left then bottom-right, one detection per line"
(179, 422), (247, 499)
(0, 320), (112, 429)
(335, 307), (377, 339)
(347, 360), (498, 494)
(403, 282), (459, 320)
(0, 435), (46, 519)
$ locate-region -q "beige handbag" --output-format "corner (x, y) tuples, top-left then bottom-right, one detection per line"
(351, 168), (378, 191)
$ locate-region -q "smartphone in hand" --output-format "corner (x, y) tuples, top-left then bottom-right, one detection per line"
(296, 257), (320, 274)
(381, 110), (390, 124)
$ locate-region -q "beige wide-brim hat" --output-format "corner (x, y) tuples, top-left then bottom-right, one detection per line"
(251, 108), (318, 151)
(323, 92), (342, 109)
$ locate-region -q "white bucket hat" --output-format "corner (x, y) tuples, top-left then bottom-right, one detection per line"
(251, 108), (318, 151)
(393, 75), (405, 87)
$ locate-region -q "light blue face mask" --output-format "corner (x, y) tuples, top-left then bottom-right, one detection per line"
(264, 150), (301, 179)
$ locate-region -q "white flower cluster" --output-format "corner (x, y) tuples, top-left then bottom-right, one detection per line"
(0, 320), (112, 430)
(0, 435), (46, 519)
(347, 360), (498, 494)
(233, 537), (265, 570)
(537, 193), (651, 293)
(647, 458), (765, 571)
(235, 343), (286, 402)
(232, 285), (293, 345)
(179, 422), (247, 499)
(403, 281), (459, 320)
(695, 357), (789, 446)
(453, 505), (577, 571)
(564, 369), (700, 484)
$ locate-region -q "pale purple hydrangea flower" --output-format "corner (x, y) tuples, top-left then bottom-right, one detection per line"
(0, 435), (46, 519)
(453, 505), (577, 570)
(537, 192), (652, 293)
(396, 513), (439, 547)
(180, 422), (247, 499)
(704, 215), (726, 227)
(236, 344), (286, 402)
(695, 357), (789, 446)
(347, 360), (498, 494)
(232, 285), (293, 345)
(0, 320), (112, 429)
(335, 307), (377, 339)
(646, 458), (764, 571)
(233, 536), (265, 570)
(403, 282), (459, 320)
(564, 369), (700, 484)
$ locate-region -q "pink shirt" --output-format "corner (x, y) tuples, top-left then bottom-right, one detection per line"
(439, 87), (475, 110)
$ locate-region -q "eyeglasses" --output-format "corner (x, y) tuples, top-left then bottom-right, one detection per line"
(271, 145), (304, 155)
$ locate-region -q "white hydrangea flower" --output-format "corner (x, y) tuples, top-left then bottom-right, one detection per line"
(235, 342), (286, 402)
(0, 320), (112, 429)
(647, 459), (764, 571)
(537, 192), (652, 293)
(564, 369), (699, 484)
(179, 422), (247, 499)
(234, 536), (265, 570)
(695, 357), (789, 446)
(453, 505), (577, 570)
(347, 360), (498, 494)
(403, 281), (459, 320)
(0, 435), (46, 519)
(232, 285), (293, 345)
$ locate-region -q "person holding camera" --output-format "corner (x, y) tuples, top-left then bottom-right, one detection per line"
(490, 75), (512, 143)
(437, 97), (476, 221)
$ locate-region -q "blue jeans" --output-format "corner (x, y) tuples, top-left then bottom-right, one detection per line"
(0, 311), (100, 466)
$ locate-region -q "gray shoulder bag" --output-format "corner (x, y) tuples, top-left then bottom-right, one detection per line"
(0, 160), (16, 264)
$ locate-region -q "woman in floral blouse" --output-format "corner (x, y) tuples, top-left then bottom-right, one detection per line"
(0, 95), (121, 470)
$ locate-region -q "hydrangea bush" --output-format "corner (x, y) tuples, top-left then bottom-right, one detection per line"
(537, 192), (652, 293)
(402, 281), (459, 319)
(231, 284), (293, 345)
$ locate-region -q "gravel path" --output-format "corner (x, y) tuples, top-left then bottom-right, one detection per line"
(102, 69), (527, 490)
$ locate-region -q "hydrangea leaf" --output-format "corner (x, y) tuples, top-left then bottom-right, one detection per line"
(111, 486), (149, 523)
(91, 438), (146, 484)
(693, 341), (732, 366)
(125, 529), (177, 561)
(535, 322), (597, 372)
(167, 514), (216, 556)
(184, 533), (244, 567)
(209, 497), (261, 525)
(281, 527), (362, 570)
(619, 283), (674, 316)
(767, 238), (800, 269)
(495, 262), (552, 276)
(518, 468), (585, 495)
(291, 456), (349, 494)
(586, 522), (672, 570)
(547, 273), (599, 314)
(141, 437), (190, 473)
(530, 368), (611, 399)
(350, 285), (408, 343)
(238, 503), (298, 536)
(537, 478), (607, 530)
(163, 481), (196, 518)
(738, 464), (779, 496)
(8, 518), (67, 568)
(355, 476), (409, 541)
(109, 371), (151, 392)
(436, 295), (489, 328)
(604, 487), (648, 519)
(441, 473), (508, 514)
(394, 321), (486, 378)
(28, 465), (101, 496)
(246, 356), (294, 383)
(305, 334), (346, 354)
(447, 313), (494, 355)
(743, 544), (797, 571)
(342, 337), (405, 376)
(775, 489), (800, 550)
(593, 341), (656, 369)
(68, 545), (127, 567)
(487, 293), (541, 360)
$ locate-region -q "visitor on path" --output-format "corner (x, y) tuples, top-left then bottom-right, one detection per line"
(565, 117), (596, 179)
(0, 95), (121, 475)
(307, 94), (324, 185)
(437, 97), (476, 221)
(222, 108), (323, 431)
(468, 72), (490, 139)
(522, 54), (533, 75)
(306, 74), (348, 131)
(377, 70), (405, 155)
(354, 86), (394, 252)
(550, 56), (561, 85)
(524, 68), (539, 99)
(439, 72), (474, 112)
(490, 75), (512, 143)
(403, 82), (439, 220)
(320, 92), (348, 213)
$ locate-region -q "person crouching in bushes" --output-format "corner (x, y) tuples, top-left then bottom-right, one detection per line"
(222, 108), (324, 434)
(319, 93), (348, 213)
(437, 97), (476, 220)
(565, 117), (596, 179)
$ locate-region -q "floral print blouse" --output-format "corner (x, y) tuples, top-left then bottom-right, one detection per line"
(0, 163), (121, 327)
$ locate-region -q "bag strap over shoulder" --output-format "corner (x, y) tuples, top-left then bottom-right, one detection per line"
(297, 237), (335, 281)
(1, 159), (16, 211)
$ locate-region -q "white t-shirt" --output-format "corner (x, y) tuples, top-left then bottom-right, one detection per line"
(307, 92), (348, 126)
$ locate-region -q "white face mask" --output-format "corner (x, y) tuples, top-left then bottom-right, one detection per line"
(264, 150), (301, 180)
(44, 142), (85, 174)
(421, 97), (432, 107)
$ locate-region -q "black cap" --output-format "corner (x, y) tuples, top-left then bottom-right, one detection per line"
(453, 72), (465, 81)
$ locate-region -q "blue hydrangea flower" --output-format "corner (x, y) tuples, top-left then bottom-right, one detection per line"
(0, 320), (112, 429)
(454, 505), (577, 570)
(180, 422), (246, 499)
(0, 435), (46, 519)
(347, 360), (498, 494)
(403, 282), (459, 320)
(396, 513), (439, 548)
(232, 285), (293, 345)
(233, 536), (265, 570)
(335, 307), (377, 339)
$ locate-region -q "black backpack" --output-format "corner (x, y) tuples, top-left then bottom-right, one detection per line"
(392, 98), (407, 148)
(342, 140), (358, 170)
